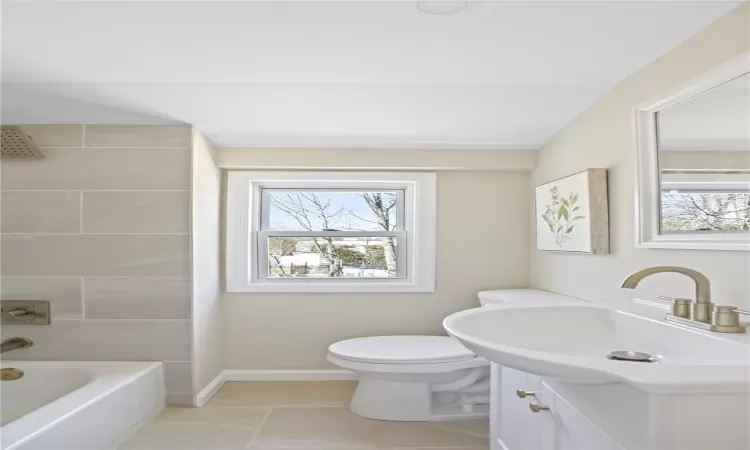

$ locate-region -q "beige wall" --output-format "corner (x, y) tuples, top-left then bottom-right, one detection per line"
(222, 169), (531, 369)
(531, 5), (750, 307)
(1, 125), (194, 403)
(190, 129), (223, 396)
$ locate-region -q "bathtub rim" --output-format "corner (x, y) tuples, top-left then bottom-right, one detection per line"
(0, 361), (163, 450)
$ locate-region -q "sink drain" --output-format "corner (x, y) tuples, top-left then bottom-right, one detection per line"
(606, 351), (655, 363)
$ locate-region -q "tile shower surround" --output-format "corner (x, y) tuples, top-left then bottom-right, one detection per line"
(1, 124), (194, 403)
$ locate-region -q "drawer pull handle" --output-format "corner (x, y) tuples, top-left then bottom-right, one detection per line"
(529, 403), (550, 413)
(516, 390), (536, 399)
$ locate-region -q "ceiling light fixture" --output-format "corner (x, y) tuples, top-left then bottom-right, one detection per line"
(417, 0), (469, 15)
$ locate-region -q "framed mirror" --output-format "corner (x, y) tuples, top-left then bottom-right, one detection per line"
(634, 52), (750, 251)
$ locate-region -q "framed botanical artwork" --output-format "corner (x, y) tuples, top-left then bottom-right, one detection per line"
(535, 169), (609, 254)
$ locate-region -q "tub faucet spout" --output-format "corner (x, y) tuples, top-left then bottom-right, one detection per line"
(1, 337), (33, 354)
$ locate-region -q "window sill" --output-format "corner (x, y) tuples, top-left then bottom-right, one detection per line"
(226, 282), (435, 293)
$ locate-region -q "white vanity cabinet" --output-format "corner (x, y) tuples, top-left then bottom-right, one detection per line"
(492, 364), (624, 450)
(491, 363), (750, 450)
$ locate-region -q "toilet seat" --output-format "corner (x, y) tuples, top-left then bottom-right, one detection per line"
(329, 335), (476, 365)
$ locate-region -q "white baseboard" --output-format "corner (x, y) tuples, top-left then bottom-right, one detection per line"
(223, 369), (357, 382)
(194, 372), (227, 407)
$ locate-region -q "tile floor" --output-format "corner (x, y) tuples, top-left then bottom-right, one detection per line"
(121, 381), (490, 450)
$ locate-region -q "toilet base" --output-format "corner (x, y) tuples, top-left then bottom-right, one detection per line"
(349, 369), (490, 422)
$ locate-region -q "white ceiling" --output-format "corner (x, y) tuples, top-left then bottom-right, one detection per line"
(1, 1), (742, 149)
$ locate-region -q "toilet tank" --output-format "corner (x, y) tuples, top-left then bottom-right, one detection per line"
(477, 289), (586, 307)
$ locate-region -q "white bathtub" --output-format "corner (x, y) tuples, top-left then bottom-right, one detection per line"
(0, 361), (165, 450)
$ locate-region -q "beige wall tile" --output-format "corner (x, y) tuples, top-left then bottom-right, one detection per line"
(1, 319), (191, 361)
(163, 361), (194, 394)
(82, 191), (189, 234)
(18, 125), (84, 147)
(84, 278), (190, 319)
(85, 125), (191, 148)
(2, 235), (189, 277)
(1, 277), (82, 318)
(1, 148), (190, 190)
(1, 191), (81, 233)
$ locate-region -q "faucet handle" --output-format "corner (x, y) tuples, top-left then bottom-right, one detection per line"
(6, 308), (34, 322)
(658, 296), (692, 319)
(1, 300), (50, 325)
(714, 306), (750, 315)
(712, 306), (748, 333)
(715, 306), (750, 316)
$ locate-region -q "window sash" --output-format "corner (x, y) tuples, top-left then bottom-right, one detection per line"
(256, 230), (407, 281)
(226, 171), (436, 293)
(259, 188), (406, 232)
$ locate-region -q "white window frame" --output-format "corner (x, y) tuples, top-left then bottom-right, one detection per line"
(225, 171), (436, 293)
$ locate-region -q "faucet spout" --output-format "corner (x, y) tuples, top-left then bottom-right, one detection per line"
(620, 266), (711, 304)
(1, 337), (33, 354)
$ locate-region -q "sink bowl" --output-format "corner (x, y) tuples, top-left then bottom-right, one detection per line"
(444, 304), (750, 393)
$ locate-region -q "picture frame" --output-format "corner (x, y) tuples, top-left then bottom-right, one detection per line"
(534, 169), (609, 254)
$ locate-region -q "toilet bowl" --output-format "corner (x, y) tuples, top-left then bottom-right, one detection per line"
(327, 335), (490, 422)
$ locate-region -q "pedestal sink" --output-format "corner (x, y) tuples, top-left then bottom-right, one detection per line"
(444, 304), (750, 394)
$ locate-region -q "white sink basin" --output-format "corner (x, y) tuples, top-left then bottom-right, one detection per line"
(444, 304), (750, 393)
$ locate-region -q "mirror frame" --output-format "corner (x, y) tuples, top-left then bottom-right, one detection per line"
(634, 51), (750, 251)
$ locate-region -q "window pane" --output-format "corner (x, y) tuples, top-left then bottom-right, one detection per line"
(266, 191), (399, 232)
(661, 191), (750, 232)
(267, 236), (399, 278)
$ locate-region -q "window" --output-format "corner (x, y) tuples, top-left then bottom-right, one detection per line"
(226, 172), (436, 292)
(660, 171), (750, 233)
(662, 191), (750, 232)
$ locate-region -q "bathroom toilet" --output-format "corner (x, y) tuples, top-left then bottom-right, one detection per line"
(328, 335), (490, 422)
(328, 289), (583, 422)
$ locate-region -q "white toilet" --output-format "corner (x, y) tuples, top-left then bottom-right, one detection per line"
(328, 289), (572, 422)
(328, 335), (490, 422)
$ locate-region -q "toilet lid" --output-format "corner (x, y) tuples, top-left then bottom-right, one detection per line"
(328, 336), (476, 364)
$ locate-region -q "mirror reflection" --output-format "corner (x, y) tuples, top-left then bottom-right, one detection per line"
(656, 73), (750, 233)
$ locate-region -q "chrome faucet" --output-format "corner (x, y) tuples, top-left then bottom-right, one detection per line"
(621, 266), (746, 333)
(1, 337), (33, 354)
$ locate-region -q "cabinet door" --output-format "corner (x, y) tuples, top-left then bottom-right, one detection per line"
(497, 366), (545, 450)
(539, 383), (624, 450)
